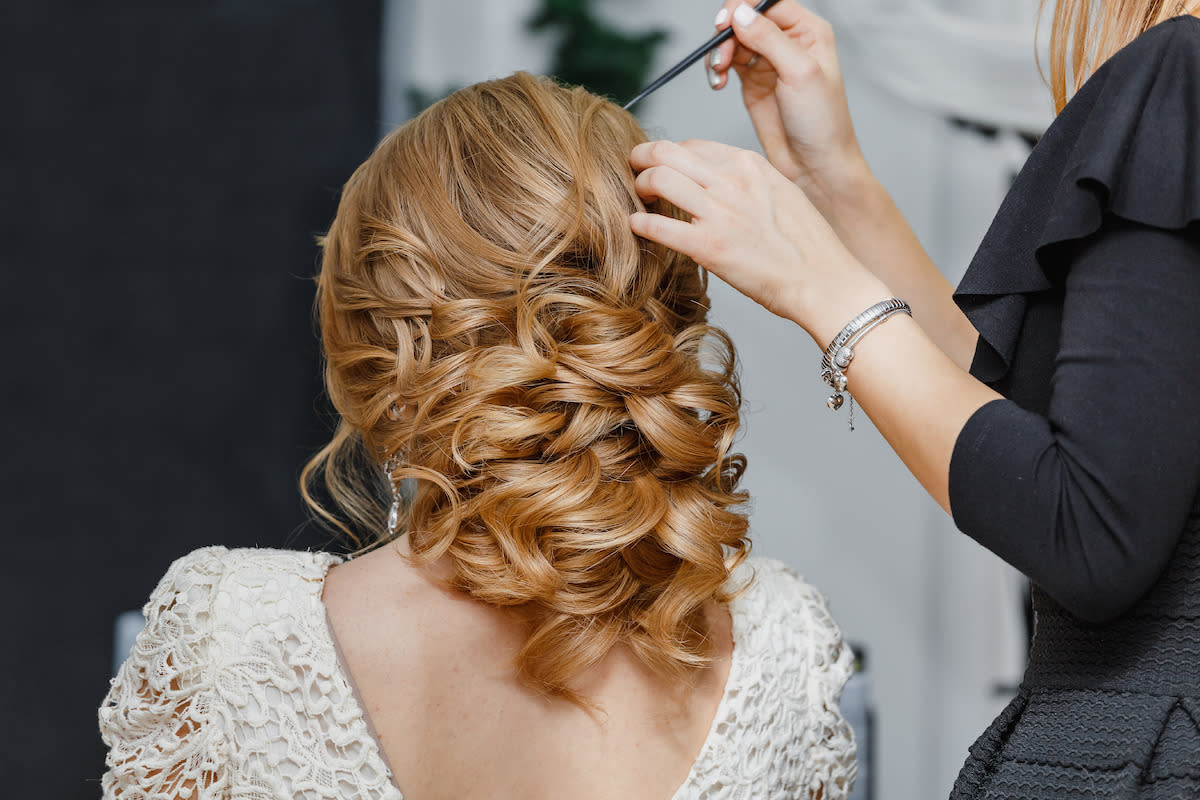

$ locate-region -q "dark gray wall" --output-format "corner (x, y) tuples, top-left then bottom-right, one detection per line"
(1, 1), (381, 794)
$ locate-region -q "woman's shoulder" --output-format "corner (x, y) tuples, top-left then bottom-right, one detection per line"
(730, 556), (851, 670)
(147, 546), (344, 626)
(157, 544), (342, 582)
(732, 555), (837, 610)
(1062, 15), (1200, 122)
(1036, 14), (1200, 228)
(997, 13), (1200, 241)
(1063, 14), (1200, 157)
(954, 16), (1200, 381)
(696, 556), (857, 797)
(1105, 14), (1200, 71)
(105, 547), (378, 799)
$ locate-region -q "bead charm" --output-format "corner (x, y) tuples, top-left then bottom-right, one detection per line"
(818, 298), (913, 431)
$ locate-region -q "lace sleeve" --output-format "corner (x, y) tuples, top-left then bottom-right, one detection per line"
(99, 547), (231, 800)
(801, 583), (858, 800)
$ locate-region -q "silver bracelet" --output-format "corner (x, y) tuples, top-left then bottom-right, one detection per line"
(820, 298), (912, 430)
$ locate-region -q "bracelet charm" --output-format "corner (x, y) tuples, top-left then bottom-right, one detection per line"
(820, 298), (912, 430)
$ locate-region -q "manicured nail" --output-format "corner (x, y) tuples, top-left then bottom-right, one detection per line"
(714, 7), (730, 26)
(709, 48), (722, 68)
(705, 52), (720, 88)
(733, 3), (757, 26)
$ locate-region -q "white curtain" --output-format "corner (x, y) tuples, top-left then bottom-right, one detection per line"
(818, 0), (1053, 132)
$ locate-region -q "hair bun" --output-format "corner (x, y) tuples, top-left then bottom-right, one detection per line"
(304, 72), (750, 705)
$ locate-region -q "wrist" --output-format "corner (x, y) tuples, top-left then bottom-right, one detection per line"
(821, 153), (883, 232)
(818, 298), (914, 425)
(788, 143), (862, 216)
(783, 261), (895, 348)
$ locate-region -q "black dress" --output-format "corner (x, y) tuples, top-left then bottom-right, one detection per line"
(946, 15), (1200, 800)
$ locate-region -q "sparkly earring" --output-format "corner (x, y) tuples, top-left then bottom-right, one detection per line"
(383, 452), (402, 534)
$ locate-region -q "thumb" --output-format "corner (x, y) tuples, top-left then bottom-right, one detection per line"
(730, 2), (815, 83)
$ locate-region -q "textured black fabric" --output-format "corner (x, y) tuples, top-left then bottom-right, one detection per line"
(945, 15), (1200, 800)
(950, 222), (1200, 623)
(949, 519), (1200, 800)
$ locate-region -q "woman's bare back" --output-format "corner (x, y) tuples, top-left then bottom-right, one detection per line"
(322, 539), (734, 800)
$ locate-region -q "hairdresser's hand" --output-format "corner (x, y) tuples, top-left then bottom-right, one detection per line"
(630, 139), (889, 345)
(705, 2), (864, 217)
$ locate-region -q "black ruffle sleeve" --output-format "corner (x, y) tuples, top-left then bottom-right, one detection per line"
(947, 16), (1200, 623)
(955, 15), (1200, 383)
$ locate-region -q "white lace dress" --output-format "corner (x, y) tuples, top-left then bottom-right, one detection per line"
(99, 547), (858, 800)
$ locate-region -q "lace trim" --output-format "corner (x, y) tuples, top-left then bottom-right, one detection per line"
(99, 547), (233, 799)
(100, 548), (857, 800)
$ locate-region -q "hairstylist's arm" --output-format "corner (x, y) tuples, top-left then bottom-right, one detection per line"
(629, 138), (1001, 512)
(704, 1), (978, 369)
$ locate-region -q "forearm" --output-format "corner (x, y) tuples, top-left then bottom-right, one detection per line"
(825, 220), (1200, 621)
(628, 129), (1200, 623)
(810, 310), (999, 513)
(782, 260), (998, 514)
(822, 162), (979, 371)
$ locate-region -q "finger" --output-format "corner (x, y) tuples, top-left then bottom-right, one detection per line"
(632, 165), (715, 219)
(706, 45), (738, 90)
(709, 2), (739, 87)
(710, 2), (826, 85)
(704, 49), (727, 91)
(674, 138), (751, 167)
(629, 140), (723, 188)
(729, 2), (823, 85)
(765, 2), (838, 78)
(633, 139), (769, 200)
(629, 211), (700, 261)
(761, 0), (833, 35)
(732, 44), (762, 68)
(713, 38), (737, 78)
(632, 138), (747, 167)
(713, 2), (737, 31)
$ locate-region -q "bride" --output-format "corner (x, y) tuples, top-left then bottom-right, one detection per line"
(99, 71), (856, 800)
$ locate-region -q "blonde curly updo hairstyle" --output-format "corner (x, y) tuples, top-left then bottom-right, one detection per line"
(303, 72), (750, 703)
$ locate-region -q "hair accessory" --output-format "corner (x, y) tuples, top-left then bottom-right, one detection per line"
(820, 298), (912, 431)
(383, 452), (403, 534)
(623, 0), (782, 110)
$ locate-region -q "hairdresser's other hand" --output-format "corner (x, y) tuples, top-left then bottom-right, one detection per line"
(706, 2), (864, 216)
(630, 139), (889, 345)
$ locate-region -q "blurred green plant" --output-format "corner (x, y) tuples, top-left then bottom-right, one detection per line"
(529, 0), (669, 105)
(406, 0), (669, 115)
(406, 85), (462, 115)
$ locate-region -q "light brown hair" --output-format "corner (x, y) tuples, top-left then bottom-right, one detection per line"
(302, 72), (750, 703)
(1042, 0), (1190, 110)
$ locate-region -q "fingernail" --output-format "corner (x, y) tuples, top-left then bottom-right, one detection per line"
(714, 7), (730, 26)
(707, 66), (721, 88)
(705, 53), (720, 88)
(709, 48), (722, 68)
(733, 3), (757, 26)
